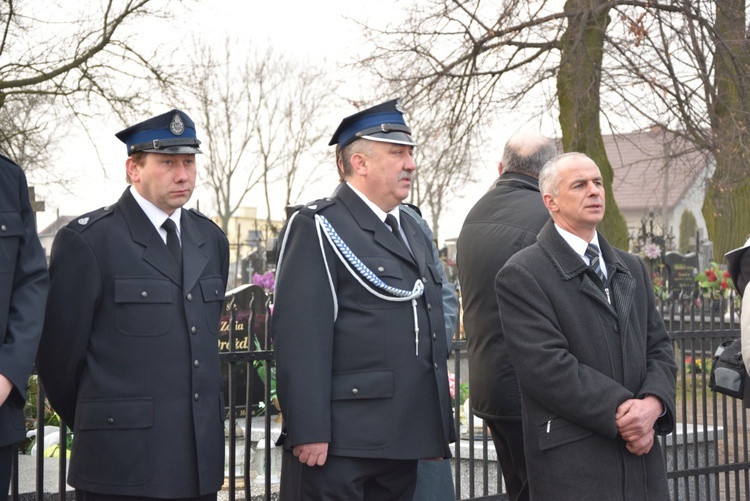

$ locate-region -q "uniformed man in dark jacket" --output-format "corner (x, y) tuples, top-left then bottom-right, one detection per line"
(272, 99), (454, 500)
(0, 155), (48, 500)
(37, 110), (229, 501)
(456, 131), (555, 501)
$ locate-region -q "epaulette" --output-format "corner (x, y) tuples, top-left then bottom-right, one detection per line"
(68, 205), (115, 232)
(402, 202), (422, 218)
(188, 207), (223, 230)
(295, 197), (336, 218)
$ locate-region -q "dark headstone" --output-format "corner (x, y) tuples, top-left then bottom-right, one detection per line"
(664, 251), (699, 296)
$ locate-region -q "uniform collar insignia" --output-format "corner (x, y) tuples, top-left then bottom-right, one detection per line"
(78, 217), (90, 225)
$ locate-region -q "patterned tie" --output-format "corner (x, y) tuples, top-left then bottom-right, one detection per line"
(162, 218), (181, 266)
(585, 243), (605, 285)
(385, 214), (407, 250)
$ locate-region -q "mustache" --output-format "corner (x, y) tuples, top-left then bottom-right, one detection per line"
(398, 172), (412, 182)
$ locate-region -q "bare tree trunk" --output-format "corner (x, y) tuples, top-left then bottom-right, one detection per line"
(557, 0), (628, 248)
(703, 0), (750, 255)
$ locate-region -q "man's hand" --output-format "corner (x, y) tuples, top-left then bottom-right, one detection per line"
(0, 374), (13, 407)
(624, 428), (655, 456)
(615, 396), (663, 455)
(292, 442), (329, 467)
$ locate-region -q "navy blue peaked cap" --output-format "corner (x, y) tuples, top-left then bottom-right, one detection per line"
(329, 98), (416, 148)
(115, 109), (202, 155)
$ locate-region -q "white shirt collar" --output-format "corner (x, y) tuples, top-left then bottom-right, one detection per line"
(553, 223), (606, 277)
(129, 186), (182, 241)
(345, 182), (401, 224)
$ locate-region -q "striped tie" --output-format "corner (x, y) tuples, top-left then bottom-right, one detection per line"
(585, 243), (605, 285)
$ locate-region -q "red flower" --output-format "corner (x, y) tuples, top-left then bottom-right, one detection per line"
(706, 269), (717, 282)
(721, 281), (728, 290)
(723, 270), (731, 278)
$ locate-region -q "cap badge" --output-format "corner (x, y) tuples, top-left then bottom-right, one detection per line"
(78, 217), (90, 225)
(169, 113), (185, 136)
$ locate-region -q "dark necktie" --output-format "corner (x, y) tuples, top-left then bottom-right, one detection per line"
(585, 243), (605, 285)
(162, 218), (181, 266)
(385, 214), (407, 250)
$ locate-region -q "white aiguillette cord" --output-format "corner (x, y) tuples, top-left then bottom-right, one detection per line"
(276, 211), (424, 355)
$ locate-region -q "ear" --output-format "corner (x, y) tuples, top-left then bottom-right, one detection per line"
(350, 151), (368, 177)
(542, 193), (558, 213)
(126, 157), (141, 184)
(497, 162), (503, 176)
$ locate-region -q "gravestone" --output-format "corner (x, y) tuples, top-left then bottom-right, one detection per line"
(219, 284), (273, 418)
(664, 251), (699, 298)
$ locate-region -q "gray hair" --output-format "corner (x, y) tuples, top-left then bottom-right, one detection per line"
(338, 138), (375, 179)
(501, 132), (557, 177)
(538, 152), (593, 197)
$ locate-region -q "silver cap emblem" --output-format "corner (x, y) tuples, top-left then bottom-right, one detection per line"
(169, 113), (185, 136)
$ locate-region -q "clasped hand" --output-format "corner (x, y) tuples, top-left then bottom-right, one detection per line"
(615, 396), (663, 456)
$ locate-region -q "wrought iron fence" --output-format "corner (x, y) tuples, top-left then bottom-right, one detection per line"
(11, 291), (749, 501)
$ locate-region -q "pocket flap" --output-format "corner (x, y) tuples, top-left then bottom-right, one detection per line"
(331, 370), (394, 401)
(359, 256), (404, 280)
(538, 417), (595, 451)
(114, 277), (172, 304)
(200, 277), (226, 302)
(76, 398), (153, 430)
(0, 211), (22, 237)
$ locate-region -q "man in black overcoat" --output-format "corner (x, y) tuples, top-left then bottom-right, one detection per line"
(495, 152), (677, 500)
(0, 155), (48, 500)
(272, 99), (454, 500)
(36, 110), (229, 501)
(456, 131), (556, 501)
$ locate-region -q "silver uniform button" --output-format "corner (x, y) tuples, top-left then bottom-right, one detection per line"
(191, 326), (197, 334)
(194, 359), (200, 367)
(141, 291), (148, 298)
(351, 388), (359, 395)
(0, 225), (6, 232)
(194, 393), (200, 401)
(186, 293), (193, 301)
(378, 266), (385, 272)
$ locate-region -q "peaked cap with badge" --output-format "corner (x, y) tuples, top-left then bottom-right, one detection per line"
(329, 98), (417, 148)
(115, 109), (202, 155)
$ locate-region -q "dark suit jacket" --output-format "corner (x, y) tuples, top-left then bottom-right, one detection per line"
(272, 183), (454, 460)
(0, 155), (48, 448)
(37, 188), (229, 498)
(495, 220), (677, 501)
(456, 172), (549, 419)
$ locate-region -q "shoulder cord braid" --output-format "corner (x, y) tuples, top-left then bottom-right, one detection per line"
(316, 214), (423, 355)
(275, 211), (424, 355)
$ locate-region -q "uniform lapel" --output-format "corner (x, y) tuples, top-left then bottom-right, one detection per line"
(399, 209), (425, 266)
(119, 189), (182, 285)
(337, 184), (416, 265)
(180, 212), (209, 293)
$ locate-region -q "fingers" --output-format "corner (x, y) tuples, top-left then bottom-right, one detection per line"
(292, 443), (329, 467)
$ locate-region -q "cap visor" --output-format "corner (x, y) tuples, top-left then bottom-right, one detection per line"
(140, 146), (203, 155)
(361, 131), (416, 146)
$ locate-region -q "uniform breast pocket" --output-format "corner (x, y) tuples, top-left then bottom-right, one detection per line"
(0, 211), (22, 271)
(354, 256), (405, 309)
(114, 277), (173, 336)
(199, 276), (226, 334)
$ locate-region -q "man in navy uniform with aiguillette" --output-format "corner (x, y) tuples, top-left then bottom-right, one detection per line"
(37, 110), (229, 501)
(272, 98), (455, 500)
